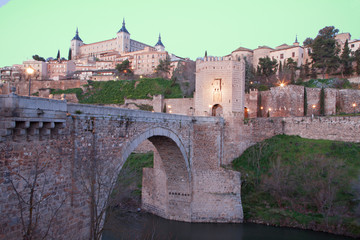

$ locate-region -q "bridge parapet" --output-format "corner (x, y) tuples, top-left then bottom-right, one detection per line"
(0, 94), (66, 141)
(67, 103), (221, 124)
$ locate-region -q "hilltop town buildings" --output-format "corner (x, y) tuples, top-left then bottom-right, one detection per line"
(1, 23), (359, 83)
(0, 19), (188, 81)
(230, 33), (360, 70)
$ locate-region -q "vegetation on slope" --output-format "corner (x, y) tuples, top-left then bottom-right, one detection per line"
(297, 78), (353, 89)
(50, 78), (183, 104)
(111, 152), (154, 204)
(232, 135), (360, 237)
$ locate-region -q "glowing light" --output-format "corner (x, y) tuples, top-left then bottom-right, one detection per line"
(209, 104), (212, 108)
(169, 110), (172, 113)
(269, 108), (272, 111)
(260, 106), (264, 110)
(140, 75), (143, 79)
(353, 103), (357, 107)
(26, 67), (35, 75)
(312, 105), (316, 109)
(250, 81), (253, 84)
(280, 83), (285, 87)
(168, 105), (172, 109)
(246, 108), (250, 112)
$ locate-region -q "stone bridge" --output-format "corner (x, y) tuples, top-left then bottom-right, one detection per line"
(0, 94), (243, 239)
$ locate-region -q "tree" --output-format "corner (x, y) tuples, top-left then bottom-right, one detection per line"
(68, 48), (72, 60)
(278, 61), (282, 74)
(257, 94), (262, 117)
(155, 55), (171, 78)
(354, 48), (360, 75)
(310, 26), (340, 79)
(340, 40), (353, 77)
(56, 50), (60, 60)
(7, 151), (66, 239)
(171, 60), (195, 97)
(32, 55), (45, 62)
(303, 37), (314, 47)
(115, 60), (133, 77)
(285, 57), (297, 83)
(302, 59), (310, 78)
(244, 56), (255, 93)
(310, 65), (317, 79)
(320, 87), (325, 116)
(258, 56), (278, 81)
(304, 87), (308, 116)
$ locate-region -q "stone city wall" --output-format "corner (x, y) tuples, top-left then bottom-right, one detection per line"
(238, 116), (360, 154)
(0, 79), (87, 96)
(244, 85), (360, 118)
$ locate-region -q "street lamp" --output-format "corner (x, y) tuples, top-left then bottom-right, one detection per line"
(353, 103), (357, 116)
(26, 66), (35, 96)
(312, 104), (316, 118)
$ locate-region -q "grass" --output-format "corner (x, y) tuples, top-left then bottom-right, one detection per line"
(232, 135), (360, 237)
(51, 78), (183, 105)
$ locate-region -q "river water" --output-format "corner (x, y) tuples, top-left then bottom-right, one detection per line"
(102, 210), (353, 240)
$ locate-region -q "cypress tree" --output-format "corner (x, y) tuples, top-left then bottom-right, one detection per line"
(354, 48), (360, 75)
(68, 48), (72, 60)
(56, 49), (60, 60)
(320, 87), (325, 116)
(257, 93), (262, 117)
(279, 61), (282, 73)
(304, 87), (308, 116)
(340, 40), (353, 76)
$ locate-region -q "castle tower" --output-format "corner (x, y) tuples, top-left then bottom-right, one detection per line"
(70, 28), (84, 59)
(155, 33), (165, 52)
(116, 18), (131, 53)
(195, 56), (245, 118)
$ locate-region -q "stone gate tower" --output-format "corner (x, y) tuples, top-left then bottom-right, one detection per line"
(195, 56), (245, 118)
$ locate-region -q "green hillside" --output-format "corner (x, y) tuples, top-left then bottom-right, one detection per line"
(51, 78), (183, 104)
(232, 135), (360, 237)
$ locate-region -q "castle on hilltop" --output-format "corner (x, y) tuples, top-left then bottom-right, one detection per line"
(70, 19), (165, 60)
(67, 18), (189, 79)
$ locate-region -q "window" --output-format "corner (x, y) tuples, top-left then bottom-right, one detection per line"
(351, 44), (355, 48)
(280, 54), (284, 59)
(292, 52), (295, 57)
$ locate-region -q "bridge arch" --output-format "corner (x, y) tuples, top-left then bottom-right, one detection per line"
(118, 127), (190, 175)
(114, 126), (192, 221)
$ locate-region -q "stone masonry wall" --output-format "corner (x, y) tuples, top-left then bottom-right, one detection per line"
(235, 116), (360, 160)
(245, 85), (360, 118)
(2, 79), (88, 96)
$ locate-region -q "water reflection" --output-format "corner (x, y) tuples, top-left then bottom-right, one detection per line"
(103, 211), (352, 240)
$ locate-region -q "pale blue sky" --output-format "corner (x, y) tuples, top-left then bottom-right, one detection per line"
(0, 0), (11, 8)
(0, 0), (359, 67)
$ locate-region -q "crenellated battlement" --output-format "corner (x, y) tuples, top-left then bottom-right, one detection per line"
(196, 56), (233, 63)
